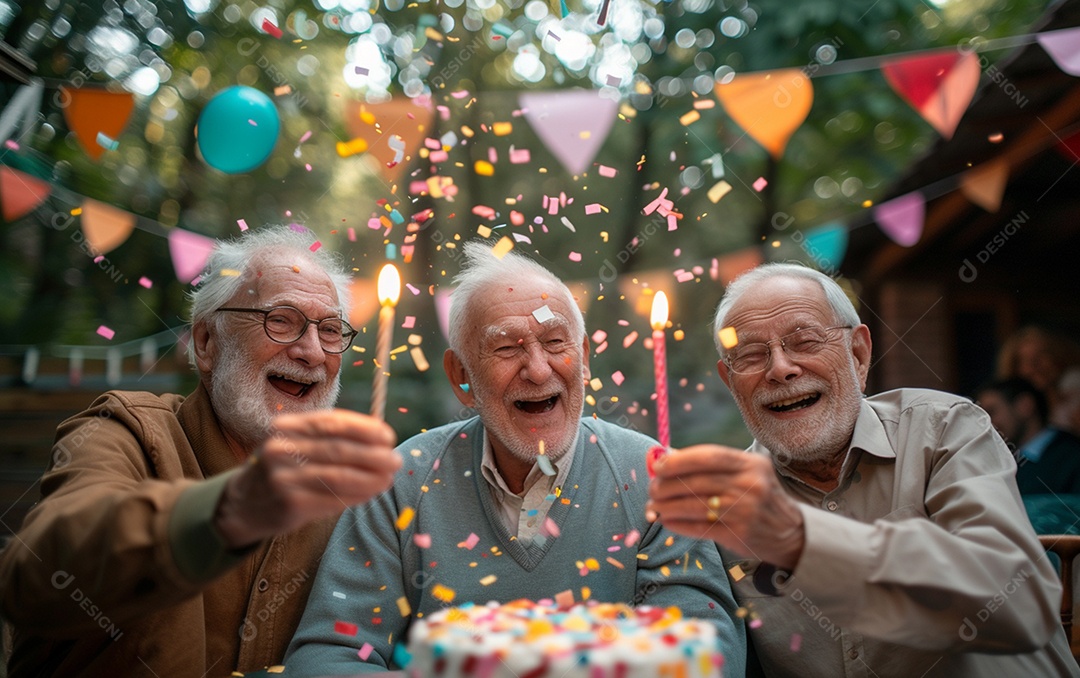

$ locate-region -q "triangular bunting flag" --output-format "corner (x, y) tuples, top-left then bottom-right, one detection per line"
(81, 199), (136, 255)
(881, 51), (979, 139)
(0, 167), (51, 222)
(1038, 26), (1080, 77)
(959, 159), (1009, 212)
(60, 88), (135, 162)
(801, 223), (848, 271)
(714, 69), (813, 159)
(874, 192), (925, 247)
(168, 229), (217, 283)
(520, 90), (619, 175)
(344, 97), (434, 186)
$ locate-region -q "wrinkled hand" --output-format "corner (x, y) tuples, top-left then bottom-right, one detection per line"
(646, 444), (805, 570)
(215, 410), (401, 548)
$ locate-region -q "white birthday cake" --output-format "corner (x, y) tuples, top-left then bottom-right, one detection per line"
(405, 599), (723, 677)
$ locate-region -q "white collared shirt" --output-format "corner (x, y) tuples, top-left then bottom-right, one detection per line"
(478, 430), (576, 542)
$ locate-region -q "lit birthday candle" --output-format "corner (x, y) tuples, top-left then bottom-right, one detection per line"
(650, 291), (671, 450)
(371, 263), (401, 420)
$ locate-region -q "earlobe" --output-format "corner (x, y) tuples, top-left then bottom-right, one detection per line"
(716, 359), (732, 388)
(192, 321), (215, 375)
(580, 336), (591, 382)
(851, 324), (872, 389)
(444, 349), (475, 407)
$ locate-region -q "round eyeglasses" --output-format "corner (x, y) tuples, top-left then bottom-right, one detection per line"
(216, 306), (358, 354)
(722, 325), (853, 375)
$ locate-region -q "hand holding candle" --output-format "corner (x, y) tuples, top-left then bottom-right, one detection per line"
(371, 263), (401, 420)
(648, 291), (670, 477)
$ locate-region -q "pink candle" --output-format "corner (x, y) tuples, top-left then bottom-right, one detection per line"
(650, 291), (671, 449)
(371, 264), (401, 421)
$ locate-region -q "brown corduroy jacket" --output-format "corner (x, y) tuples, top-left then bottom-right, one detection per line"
(0, 384), (336, 677)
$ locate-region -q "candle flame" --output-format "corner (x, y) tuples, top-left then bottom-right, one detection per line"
(377, 264), (401, 307)
(650, 291), (669, 331)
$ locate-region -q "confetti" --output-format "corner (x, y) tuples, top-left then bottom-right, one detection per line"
(560, 216), (576, 232)
(728, 564), (746, 582)
(718, 326), (739, 350)
(395, 507), (416, 530)
(410, 346), (429, 372)
(309, 241), (322, 252)
(479, 574), (498, 586)
(606, 557), (625, 569)
(397, 596), (411, 616)
(237, 219), (249, 231)
(402, 315), (416, 329)
(336, 138), (368, 157)
(605, 74), (620, 86)
(543, 517), (561, 538)
(274, 85), (291, 96)
(491, 237), (514, 259)
(537, 454), (556, 476)
(138, 277), (153, 289)
(790, 634), (802, 652)
(474, 160), (494, 176)
(624, 529), (640, 546)
(261, 19), (283, 38)
(753, 176), (769, 191)
(679, 110), (701, 126)
(585, 203), (604, 215)
(459, 533), (480, 549)
(611, 370), (624, 386)
(95, 132), (119, 150)
(509, 147), (531, 164)
(532, 305), (555, 323)
(96, 326), (115, 340)
(358, 642), (375, 660)
(707, 181), (733, 203)
(568, 251), (582, 262)
(355, 66), (370, 75)
(598, 165), (618, 177)
(334, 621), (359, 636)
(492, 122), (513, 136)
(414, 533), (432, 548)
(333, 591), (347, 599)
(432, 584), (456, 603)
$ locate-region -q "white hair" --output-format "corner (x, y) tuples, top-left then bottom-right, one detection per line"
(186, 225), (352, 368)
(448, 242), (584, 365)
(712, 262), (859, 355)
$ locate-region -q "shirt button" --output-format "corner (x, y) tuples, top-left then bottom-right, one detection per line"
(826, 500), (839, 511)
(257, 578), (269, 592)
(848, 649), (859, 660)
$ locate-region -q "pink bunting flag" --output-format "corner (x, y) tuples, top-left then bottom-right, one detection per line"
(168, 229), (217, 283)
(881, 51), (979, 139)
(1037, 27), (1080, 77)
(874, 192), (925, 247)
(0, 167), (51, 222)
(519, 90), (619, 175)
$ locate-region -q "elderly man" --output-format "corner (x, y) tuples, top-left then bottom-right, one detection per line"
(648, 262), (1076, 677)
(0, 226), (401, 676)
(284, 242), (746, 676)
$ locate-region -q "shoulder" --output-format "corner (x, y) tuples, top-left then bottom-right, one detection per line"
(59, 390), (186, 434)
(867, 387), (982, 423)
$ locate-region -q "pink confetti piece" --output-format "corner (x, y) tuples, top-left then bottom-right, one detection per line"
(138, 276), (153, 289)
(429, 149), (449, 163)
(592, 330), (607, 343)
(789, 634), (802, 652)
(299, 130), (312, 144)
(248, 119), (257, 126)
(237, 219), (248, 231)
(262, 18), (283, 38)
(358, 642), (374, 660)
(96, 326), (115, 340)
(622, 330), (639, 348)
(753, 176), (768, 191)
(406, 283), (420, 295)
(675, 270), (694, 283)
(548, 30), (561, 41)
(348, 227), (356, 241)
(598, 165), (618, 178)
(460, 532), (480, 549)
(568, 251), (582, 262)
(424, 137), (441, 150)
(309, 241), (322, 252)
(585, 203), (603, 215)
(543, 517), (560, 537)
(512, 233), (532, 243)
(487, 147), (498, 164)
(472, 205), (496, 219)
(402, 315), (416, 329)
(605, 74), (620, 86)
(509, 147), (530, 164)
(749, 618), (764, 629)
(3, 140), (18, 150)
(612, 370), (624, 386)
(93, 255), (105, 264)
(413, 533), (432, 548)
(624, 529), (640, 546)
(607, 545), (621, 552)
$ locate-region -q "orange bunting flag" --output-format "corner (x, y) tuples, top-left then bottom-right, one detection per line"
(60, 88), (136, 162)
(714, 69), (813, 159)
(81, 199), (136, 255)
(881, 51), (980, 139)
(715, 247), (764, 285)
(959, 159), (1009, 213)
(344, 97), (434, 186)
(0, 167), (51, 222)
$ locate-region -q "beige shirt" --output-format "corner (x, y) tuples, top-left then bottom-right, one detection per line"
(723, 388), (1077, 677)
(479, 430), (576, 542)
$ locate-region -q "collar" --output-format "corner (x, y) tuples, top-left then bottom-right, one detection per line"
(479, 429), (576, 499)
(176, 380), (248, 478)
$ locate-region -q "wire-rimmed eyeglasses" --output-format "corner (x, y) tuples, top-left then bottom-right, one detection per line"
(216, 306), (357, 354)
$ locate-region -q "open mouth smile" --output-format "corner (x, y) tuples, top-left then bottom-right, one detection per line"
(766, 393), (821, 413)
(514, 395), (559, 414)
(268, 373), (315, 398)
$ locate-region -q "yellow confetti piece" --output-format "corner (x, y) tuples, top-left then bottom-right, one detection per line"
(492, 122), (513, 136)
(474, 160), (494, 176)
(660, 565), (671, 577)
(431, 584), (455, 602)
(679, 110), (701, 126)
(336, 138), (368, 157)
(410, 346), (429, 372)
(396, 596), (411, 616)
(219, 269), (241, 277)
(673, 329), (685, 341)
(728, 564), (746, 582)
(605, 557), (625, 569)
(476, 225), (492, 238)
(479, 574), (497, 586)
(408, 334), (423, 346)
(491, 236), (514, 259)
(736, 606), (749, 619)
(707, 180), (733, 203)
(585, 558), (600, 571)
(589, 377), (602, 391)
(395, 507), (415, 530)
(424, 26), (443, 41)
(664, 535), (674, 547)
(581, 586), (591, 600)
(71, 207), (83, 216)
(718, 326), (739, 350)
(359, 109), (376, 125)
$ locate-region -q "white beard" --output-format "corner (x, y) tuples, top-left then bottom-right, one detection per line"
(209, 340), (341, 450)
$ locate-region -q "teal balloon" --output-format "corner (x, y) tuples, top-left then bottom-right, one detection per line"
(196, 86), (280, 174)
